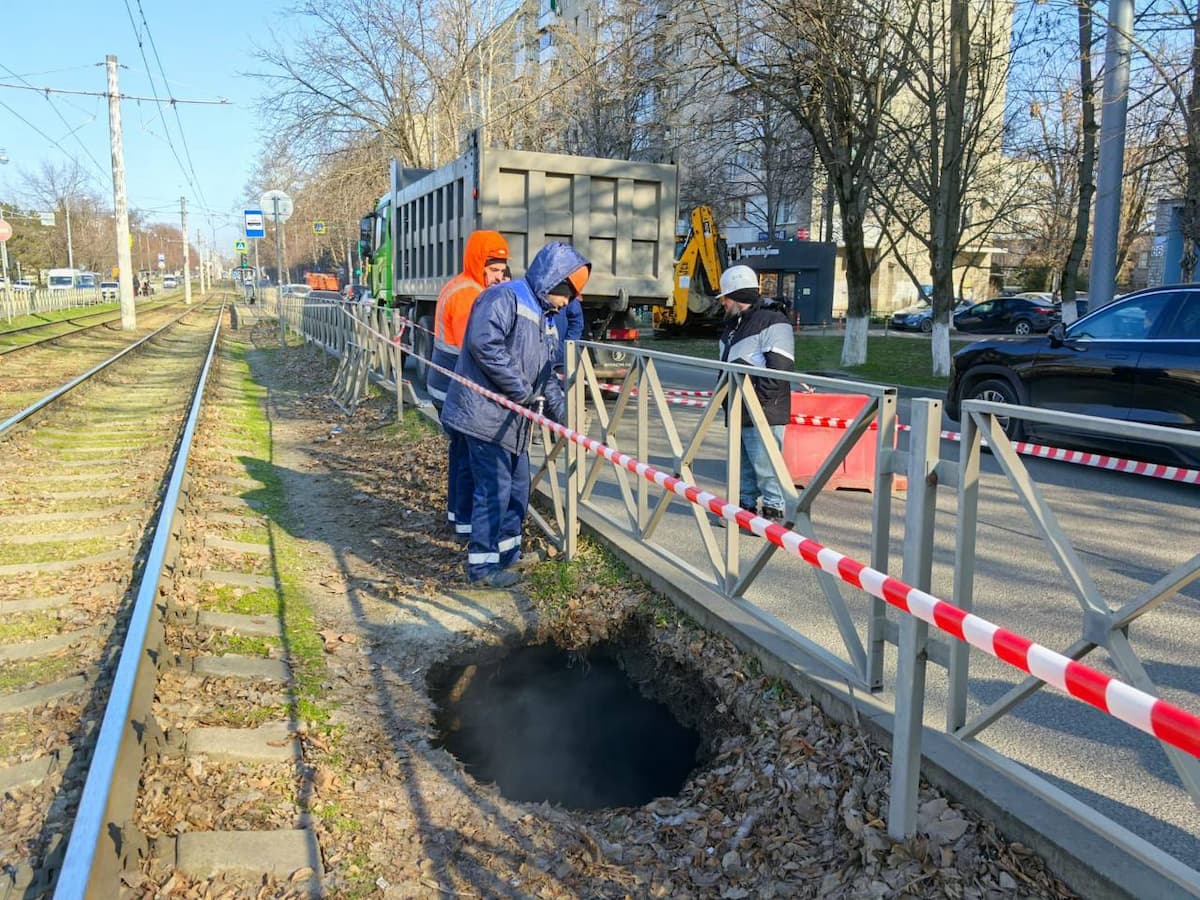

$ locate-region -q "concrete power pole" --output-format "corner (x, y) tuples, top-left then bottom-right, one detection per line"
(107, 55), (136, 330)
(180, 196), (192, 305)
(1088, 0), (1134, 309)
(64, 198), (75, 269)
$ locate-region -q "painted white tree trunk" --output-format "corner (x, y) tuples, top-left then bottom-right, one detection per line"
(841, 315), (869, 366)
(932, 321), (952, 376)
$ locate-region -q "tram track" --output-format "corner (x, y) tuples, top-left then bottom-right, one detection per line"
(0, 299), (193, 426)
(1, 301), (326, 897)
(0, 296), (187, 355)
(0, 298), (224, 894)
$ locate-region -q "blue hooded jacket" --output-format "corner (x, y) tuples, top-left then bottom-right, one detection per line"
(440, 242), (588, 455)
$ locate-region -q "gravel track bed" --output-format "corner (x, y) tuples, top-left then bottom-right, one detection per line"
(0, 301), (224, 888)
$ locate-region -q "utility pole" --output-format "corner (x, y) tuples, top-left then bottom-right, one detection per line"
(1088, 0), (1133, 309)
(107, 55), (135, 329)
(180, 196), (192, 305)
(273, 197), (285, 345)
(64, 197), (74, 270)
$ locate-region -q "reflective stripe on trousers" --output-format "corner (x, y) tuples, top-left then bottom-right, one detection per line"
(445, 426), (473, 533)
(464, 436), (529, 580)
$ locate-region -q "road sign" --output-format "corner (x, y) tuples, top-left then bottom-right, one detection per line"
(796, 227), (810, 241)
(234, 239), (247, 253)
(0, 220), (11, 242)
(260, 190), (293, 223)
(312, 221), (326, 235)
(39, 211), (56, 228)
(244, 209), (265, 238)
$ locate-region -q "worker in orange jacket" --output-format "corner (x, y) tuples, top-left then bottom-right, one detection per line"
(427, 230), (510, 538)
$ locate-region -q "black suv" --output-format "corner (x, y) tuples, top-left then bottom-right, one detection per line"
(945, 286), (1200, 462)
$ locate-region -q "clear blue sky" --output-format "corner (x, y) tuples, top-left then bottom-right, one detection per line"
(0, 0), (289, 257)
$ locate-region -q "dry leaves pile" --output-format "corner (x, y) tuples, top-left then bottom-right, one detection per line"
(179, 339), (1078, 899)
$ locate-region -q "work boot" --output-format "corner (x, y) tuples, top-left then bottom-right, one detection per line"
(506, 551), (545, 573)
(476, 569), (522, 589)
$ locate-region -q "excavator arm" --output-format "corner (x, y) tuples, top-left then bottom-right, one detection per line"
(667, 206), (727, 328)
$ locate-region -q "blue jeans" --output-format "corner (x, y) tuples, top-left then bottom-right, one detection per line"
(740, 425), (787, 512)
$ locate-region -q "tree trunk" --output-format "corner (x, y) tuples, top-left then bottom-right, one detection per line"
(1062, 0), (1097, 303)
(840, 201), (873, 366)
(928, 0), (969, 377)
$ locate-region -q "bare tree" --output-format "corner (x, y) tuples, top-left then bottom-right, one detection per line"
(875, 0), (1019, 375)
(19, 159), (101, 271)
(699, 0), (911, 366)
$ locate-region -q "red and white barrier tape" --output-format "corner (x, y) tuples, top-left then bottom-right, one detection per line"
(392, 315), (1200, 759)
(349, 311), (1200, 748)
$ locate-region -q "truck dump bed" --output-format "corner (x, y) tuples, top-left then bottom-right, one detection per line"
(389, 132), (678, 308)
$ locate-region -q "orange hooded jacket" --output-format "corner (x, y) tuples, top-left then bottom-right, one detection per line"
(433, 230), (509, 351)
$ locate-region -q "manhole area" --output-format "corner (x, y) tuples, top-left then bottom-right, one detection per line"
(430, 639), (711, 810)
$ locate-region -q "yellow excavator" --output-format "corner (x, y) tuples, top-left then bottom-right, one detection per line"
(653, 206), (729, 335)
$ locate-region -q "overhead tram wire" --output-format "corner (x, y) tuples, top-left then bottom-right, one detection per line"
(134, 0), (212, 215)
(0, 95), (96, 174)
(0, 81), (229, 105)
(121, 0), (203, 209)
(123, 0), (213, 217)
(0, 62), (109, 182)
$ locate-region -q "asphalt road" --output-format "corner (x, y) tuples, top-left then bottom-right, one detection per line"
(413, 343), (1200, 870)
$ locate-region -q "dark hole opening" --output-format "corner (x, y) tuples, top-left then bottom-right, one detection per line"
(430, 641), (704, 810)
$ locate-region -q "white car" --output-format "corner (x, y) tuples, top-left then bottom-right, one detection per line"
(280, 283), (312, 298)
(162, 275), (179, 289)
(100, 281), (119, 299)
(12, 279), (33, 292)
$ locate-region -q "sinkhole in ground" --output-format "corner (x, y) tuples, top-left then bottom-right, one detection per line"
(430, 639), (707, 810)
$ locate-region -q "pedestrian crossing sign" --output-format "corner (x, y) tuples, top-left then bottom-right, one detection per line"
(234, 239), (247, 253)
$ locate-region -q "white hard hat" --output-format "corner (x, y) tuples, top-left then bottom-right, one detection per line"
(717, 265), (760, 298)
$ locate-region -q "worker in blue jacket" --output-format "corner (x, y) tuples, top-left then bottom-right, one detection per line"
(440, 241), (591, 587)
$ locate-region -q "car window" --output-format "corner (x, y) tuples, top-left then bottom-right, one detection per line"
(1069, 293), (1175, 340)
(1162, 293), (1200, 339)
(970, 301), (992, 314)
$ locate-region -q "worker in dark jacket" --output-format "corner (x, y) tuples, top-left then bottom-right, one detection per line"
(428, 231), (510, 538)
(440, 241), (590, 587)
(717, 265), (795, 522)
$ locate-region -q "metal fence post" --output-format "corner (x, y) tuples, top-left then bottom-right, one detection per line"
(564, 341), (581, 559)
(867, 390), (898, 691)
(948, 405), (982, 732)
(888, 398), (941, 840)
(390, 314), (404, 422)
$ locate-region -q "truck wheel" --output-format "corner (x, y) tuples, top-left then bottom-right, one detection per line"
(969, 378), (1024, 440)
